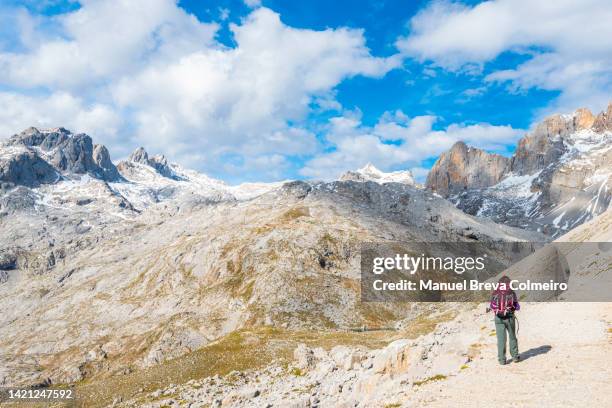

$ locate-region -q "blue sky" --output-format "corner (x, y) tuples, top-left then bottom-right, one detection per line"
(0, 0), (610, 183)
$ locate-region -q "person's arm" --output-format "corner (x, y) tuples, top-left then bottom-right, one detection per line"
(513, 292), (520, 311)
(490, 293), (499, 313)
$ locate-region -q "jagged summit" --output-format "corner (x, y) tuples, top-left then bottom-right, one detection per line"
(1, 126), (121, 186)
(426, 102), (612, 236)
(121, 146), (183, 180)
(128, 146), (149, 164)
(0, 128), (284, 217)
(426, 141), (510, 197)
(340, 162), (415, 185)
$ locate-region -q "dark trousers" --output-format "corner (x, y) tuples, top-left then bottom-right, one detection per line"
(495, 315), (519, 363)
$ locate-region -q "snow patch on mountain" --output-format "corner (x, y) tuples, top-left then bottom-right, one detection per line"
(111, 149), (286, 210)
(339, 163), (415, 185)
(439, 104), (612, 237)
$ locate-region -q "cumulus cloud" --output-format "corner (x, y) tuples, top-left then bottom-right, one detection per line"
(111, 8), (398, 166)
(300, 110), (523, 180)
(0, 0), (219, 90)
(0, 91), (121, 144)
(397, 0), (612, 114)
(0, 1), (399, 181)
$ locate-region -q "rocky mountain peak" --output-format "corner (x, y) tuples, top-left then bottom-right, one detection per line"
(426, 141), (510, 197)
(124, 147), (181, 180)
(360, 162), (379, 174)
(573, 107), (595, 130)
(428, 102), (612, 197)
(426, 102), (612, 236)
(7, 127), (71, 150)
(1, 127), (122, 188)
(593, 101), (612, 132)
(93, 144), (121, 181)
(339, 163), (415, 185)
(127, 146), (149, 164)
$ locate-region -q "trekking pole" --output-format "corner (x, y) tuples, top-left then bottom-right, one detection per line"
(515, 315), (519, 335)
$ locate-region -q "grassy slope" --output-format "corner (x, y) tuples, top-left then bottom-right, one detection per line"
(72, 308), (456, 408)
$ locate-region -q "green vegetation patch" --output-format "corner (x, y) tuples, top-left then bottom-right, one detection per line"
(413, 374), (447, 387)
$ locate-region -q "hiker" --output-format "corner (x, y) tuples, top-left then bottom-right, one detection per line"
(490, 275), (520, 365)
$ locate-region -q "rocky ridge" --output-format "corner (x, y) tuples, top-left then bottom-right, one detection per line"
(0, 127), (542, 390)
(114, 206), (612, 408)
(340, 163), (415, 185)
(426, 103), (612, 236)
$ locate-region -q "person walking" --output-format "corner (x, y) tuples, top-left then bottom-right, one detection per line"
(490, 275), (520, 365)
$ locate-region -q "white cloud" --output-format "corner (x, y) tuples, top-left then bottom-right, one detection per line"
(244, 0), (262, 8)
(0, 1), (399, 181)
(397, 0), (612, 114)
(409, 166), (431, 182)
(0, 91), (122, 145)
(300, 110), (522, 179)
(0, 0), (219, 90)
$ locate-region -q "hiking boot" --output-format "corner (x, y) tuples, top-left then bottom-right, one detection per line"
(513, 356), (521, 363)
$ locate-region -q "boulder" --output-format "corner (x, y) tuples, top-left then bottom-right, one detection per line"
(330, 346), (366, 370)
(294, 343), (316, 370)
(371, 339), (411, 376)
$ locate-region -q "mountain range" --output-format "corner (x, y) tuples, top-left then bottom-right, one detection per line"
(427, 103), (612, 236)
(0, 103), (610, 407)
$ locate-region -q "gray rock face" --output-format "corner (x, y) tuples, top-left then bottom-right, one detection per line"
(128, 147), (149, 164)
(1, 127), (121, 185)
(50, 133), (96, 174)
(7, 127), (71, 150)
(0, 251), (17, 270)
(40, 129), (71, 151)
(0, 150), (58, 187)
(124, 147), (183, 180)
(426, 141), (510, 196)
(592, 102), (612, 132)
(428, 103), (612, 236)
(93, 144), (121, 181)
(510, 115), (573, 175)
(7, 127), (46, 147)
(0, 186), (38, 214)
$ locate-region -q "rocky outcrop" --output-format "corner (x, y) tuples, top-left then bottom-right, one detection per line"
(510, 115), (571, 175)
(93, 144), (121, 181)
(0, 150), (58, 187)
(426, 141), (510, 196)
(427, 104), (612, 197)
(592, 102), (612, 132)
(50, 133), (96, 174)
(7, 127), (72, 151)
(6, 127), (47, 147)
(2, 127), (121, 183)
(121, 147), (183, 180)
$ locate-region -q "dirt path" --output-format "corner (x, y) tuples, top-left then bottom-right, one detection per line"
(407, 302), (612, 408)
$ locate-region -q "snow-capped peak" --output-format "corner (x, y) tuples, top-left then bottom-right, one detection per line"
(340, 163), (415, 185)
